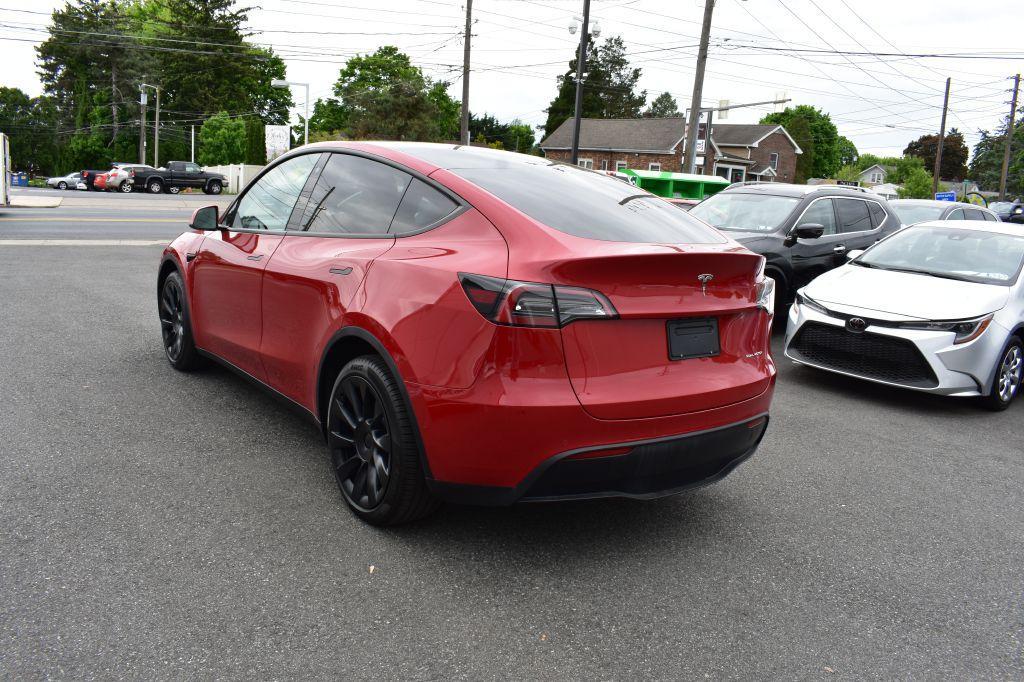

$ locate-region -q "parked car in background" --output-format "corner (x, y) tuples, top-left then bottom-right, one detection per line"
(46, 172), (81, 190)
(889, 199), (999, 227)
(158, 143), (777, 525)
(988, 201), (1016, 221)
(138, 161), (226, 195)
(107, 164), (155, 193)
(80, 169), (109, 191)
(93, 171), (109, 191)
(785, 220), (1024, 410)
(689, 182), (901, 310)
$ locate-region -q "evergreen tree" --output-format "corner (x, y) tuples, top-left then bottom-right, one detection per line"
(644, 92), (680, 118)
(543, 36), (646, 138)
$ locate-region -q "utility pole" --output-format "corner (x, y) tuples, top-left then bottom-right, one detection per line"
(569, 0), (591, 165)
(460, 0), (472, 145)
(999, 74), (1020, 201)
(191, 125), (195, 163)
(683, 0), (715, 174)
(154, 87), (161, 168)
(139, 86), (147, 164)
(932, 77), (950, 196)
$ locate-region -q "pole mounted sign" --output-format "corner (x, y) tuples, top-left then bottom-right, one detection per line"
(934, 191), (956, 202)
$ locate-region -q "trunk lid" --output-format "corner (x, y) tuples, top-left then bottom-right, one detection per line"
(527, 242), (774, 420)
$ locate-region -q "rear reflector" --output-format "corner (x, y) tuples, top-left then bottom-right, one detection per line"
(459, 273), (617, 328)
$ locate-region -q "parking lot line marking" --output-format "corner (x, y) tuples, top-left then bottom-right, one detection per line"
(0, 217), (182, 223)
(0, 239), (170, 246)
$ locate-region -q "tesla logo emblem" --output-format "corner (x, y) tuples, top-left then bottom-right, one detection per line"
(847, 317), (867, 332)
(697, 273), (714, 296)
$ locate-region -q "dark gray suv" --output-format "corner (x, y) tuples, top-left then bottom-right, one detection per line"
(690, 182), (902, 307)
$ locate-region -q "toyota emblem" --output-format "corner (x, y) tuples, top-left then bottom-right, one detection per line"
(847, 317), (867, 332)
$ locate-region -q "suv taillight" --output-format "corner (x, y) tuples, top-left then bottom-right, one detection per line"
(459, 273), (618, 328)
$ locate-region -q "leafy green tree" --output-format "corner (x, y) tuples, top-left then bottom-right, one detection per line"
(760, 105), (841, 179)
(198, 112), (245, 165)
(644, 92), (680, 118)
(969, 110), (1024, 194)
(785, 115), (815, 184)
(469, 114), (535, 152)
(835, 165), (860, 183)
(310, 46), (457, 141)
(903, 128), (968, 180)
(543, 36), (646, 138)
(898, 166), (933, 198)
(836, 136), (858, 167)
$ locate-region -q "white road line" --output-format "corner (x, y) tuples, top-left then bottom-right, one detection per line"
(0, 239), (170, 246)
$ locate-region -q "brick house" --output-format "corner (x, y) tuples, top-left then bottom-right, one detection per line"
(540, 117), (802, 183)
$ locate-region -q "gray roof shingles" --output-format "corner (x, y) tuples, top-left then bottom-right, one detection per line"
(540, 118), (784, 152)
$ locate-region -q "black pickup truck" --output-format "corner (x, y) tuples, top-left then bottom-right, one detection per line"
(135, 161), (227, 195)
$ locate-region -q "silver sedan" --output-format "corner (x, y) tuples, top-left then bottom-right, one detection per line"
(785, 220), (1024, 410)
(45, 172), (81, 190)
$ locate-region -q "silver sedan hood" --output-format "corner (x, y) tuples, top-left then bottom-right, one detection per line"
(804, 264), (1009, 321)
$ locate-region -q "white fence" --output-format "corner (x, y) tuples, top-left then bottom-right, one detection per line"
(205, 164), (264, 194)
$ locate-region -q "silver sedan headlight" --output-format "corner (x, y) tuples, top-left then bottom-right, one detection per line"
(897, 314), (993, 344)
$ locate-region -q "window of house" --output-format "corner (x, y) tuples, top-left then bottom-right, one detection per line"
(600, 160), (608, 171)
(649, 163), (661, 172)
(577, 159), (594, 170)
(769, 153), (779, 171)
(615, 161), (627, 171)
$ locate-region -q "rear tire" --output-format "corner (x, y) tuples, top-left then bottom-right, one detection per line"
(326, 355), (438, 525)
(147, 179), (163, 194)
(159, 270), (202, 371)
(980, 338), (1022, 411)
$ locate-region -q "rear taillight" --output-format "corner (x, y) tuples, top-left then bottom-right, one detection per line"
(459, 273), (618, 328)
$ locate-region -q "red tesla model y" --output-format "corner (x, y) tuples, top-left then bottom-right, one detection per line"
(158, 143), (776, 524)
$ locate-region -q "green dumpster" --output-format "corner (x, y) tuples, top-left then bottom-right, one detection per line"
(619, 170), (730, 200)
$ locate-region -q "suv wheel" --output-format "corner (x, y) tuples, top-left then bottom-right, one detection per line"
(326, 356), (438, 525)
(147, 179), (163, 194)
(205, 180), (223, 195)
(167, 186), (181, 195)
(159, 271), (202, 371)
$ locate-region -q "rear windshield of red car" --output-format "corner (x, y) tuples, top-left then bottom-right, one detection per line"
(454, 162), (728, 244)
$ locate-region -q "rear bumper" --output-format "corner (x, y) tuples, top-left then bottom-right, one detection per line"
(428, 414), (768, 505)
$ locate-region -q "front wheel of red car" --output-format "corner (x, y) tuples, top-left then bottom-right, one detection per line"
(327, 356), (438, 525)
(159, 270), (202, 371)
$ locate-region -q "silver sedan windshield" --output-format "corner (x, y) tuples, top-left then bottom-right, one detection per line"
(857, 225), (1024, 285)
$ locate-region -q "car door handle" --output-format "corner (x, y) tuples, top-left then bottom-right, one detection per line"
(329, 267), (353, 276)
(185, 251), (197, 262)
(246, 254), (265, 261)
(833, 245), (847, 254)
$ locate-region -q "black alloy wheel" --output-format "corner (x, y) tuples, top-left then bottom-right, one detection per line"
(326, 356), (438, 525)
(329, 374), (393, 511)
(158, 271), (200, 370)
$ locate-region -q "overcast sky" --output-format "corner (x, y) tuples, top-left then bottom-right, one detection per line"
(2, 0), (1021, 158)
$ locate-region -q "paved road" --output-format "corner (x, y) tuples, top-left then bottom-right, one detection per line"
(1, 188), (228, 239)
(0, 241), (1021, 677)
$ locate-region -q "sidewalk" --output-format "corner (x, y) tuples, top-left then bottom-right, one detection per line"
(10, 195), (62, 208)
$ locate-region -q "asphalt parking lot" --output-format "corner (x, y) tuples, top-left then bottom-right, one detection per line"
(1, 190), (1022, 678)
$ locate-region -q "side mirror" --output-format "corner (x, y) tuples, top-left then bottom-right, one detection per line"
(793, 223), (825, 240)
(190, 205), (219, 231)
(846, 249), (865, 261)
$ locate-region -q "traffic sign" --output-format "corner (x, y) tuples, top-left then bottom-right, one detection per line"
(935, 191), (956, 202)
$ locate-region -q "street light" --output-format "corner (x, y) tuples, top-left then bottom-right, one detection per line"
(272, 79), (309, 146)
(139, 83), (160, 166)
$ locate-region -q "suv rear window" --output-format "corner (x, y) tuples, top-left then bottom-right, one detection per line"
(454, 162), (725, 244)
